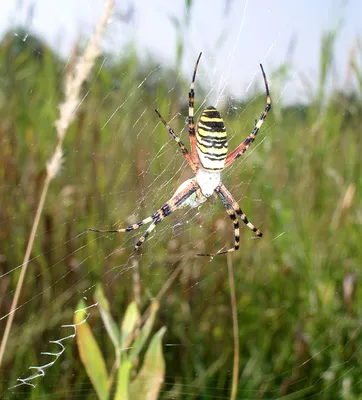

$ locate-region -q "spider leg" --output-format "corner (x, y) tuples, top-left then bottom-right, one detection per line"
(154, 53), (203, 172)
(197, 191), (240, 257)
(155, 109), (197, 173)
(225, 64), (271, 168)
(219, 183), (262, 236)
(89, 215), (154, 234)
(133, 180), (199, 251)
(188, 52), (202, 167)
(90, 179), (199, 251)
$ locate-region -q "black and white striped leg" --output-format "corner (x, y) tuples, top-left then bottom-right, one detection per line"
(219, 183), (263, 237)
(197, 191), (240, 257)
(90, 180), (199, 251)
(133, 183), (199, 251)
(225, 64), (271, 167)
(89, 216), (154, 234)
(154, 109), (197, 173)
(134, 219), (160, 250)
(188, 52), (202, 145)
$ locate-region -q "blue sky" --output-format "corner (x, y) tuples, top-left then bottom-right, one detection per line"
(1, 0), (361, 103)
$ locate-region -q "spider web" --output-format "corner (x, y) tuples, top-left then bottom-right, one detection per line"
(1, 0), (361, 399)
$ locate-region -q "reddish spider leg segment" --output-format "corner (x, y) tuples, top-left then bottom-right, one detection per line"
(155, 110), (197, 173)
(154, 52), (203, 174)
(89, 179), (201, 251)
(189, 52), (202, 168)
(225, 64), (271, 168)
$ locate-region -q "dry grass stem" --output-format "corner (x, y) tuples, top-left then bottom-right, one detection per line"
(0, 0), (114, 367)
(331, 183), (356, 230)
(227, 251), (239, 400)
(122, 255), (190, 350)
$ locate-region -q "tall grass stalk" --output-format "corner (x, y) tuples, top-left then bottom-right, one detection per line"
(0, 0), (114, 367)
(227, 251), (239, 400)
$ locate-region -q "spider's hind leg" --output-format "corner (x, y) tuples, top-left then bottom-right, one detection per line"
(133, 181), (199, 251)
(198, 183), (262, 257)
(134, 221), (158, 250)
(219, 183), (263, 237)
(88, 215), (154, 234)
(90, 179), (200, 253)
(197, 201), (240, 257)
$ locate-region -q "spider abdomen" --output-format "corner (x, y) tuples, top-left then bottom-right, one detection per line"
(196, 106), (228, 171)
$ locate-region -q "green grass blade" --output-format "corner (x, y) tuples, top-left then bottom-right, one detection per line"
(74, 300), (109, 400)
(114, 360), (133, 400)
(128, 301), (159, 363)
(121, 301), (140, 348)
(94, 285), (121, 353)
(129, 327), (166, 400)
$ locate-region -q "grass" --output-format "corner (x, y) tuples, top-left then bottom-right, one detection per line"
(0, 19), (361, 399)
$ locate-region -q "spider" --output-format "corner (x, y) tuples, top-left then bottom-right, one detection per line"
(89, 53), (271, 256)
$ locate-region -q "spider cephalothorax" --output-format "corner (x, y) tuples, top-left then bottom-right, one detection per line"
(90, 53), (271, 256)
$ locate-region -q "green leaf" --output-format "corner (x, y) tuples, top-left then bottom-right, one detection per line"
(74, 300), (109, 400)
(94, 285), (121, 353)
(114, 360), (133, 400)
(129, 327), (166, 400)
(121, 301), (140, 348)
(129, 301), (159, 363)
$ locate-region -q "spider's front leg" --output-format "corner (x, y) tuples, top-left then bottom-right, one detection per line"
(154, 110), (197, 173)
(154, 53), (203, 173)
(225, 64), (271, 167)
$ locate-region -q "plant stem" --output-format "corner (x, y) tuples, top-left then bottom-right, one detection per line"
(227, 252), (239, 400)
(0, 174), (51, 365)
(0, 0), (114, 368)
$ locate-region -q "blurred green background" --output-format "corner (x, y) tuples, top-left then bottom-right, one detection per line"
(0, 0), (362, 398)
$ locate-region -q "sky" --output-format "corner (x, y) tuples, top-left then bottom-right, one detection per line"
(0, 0), (361, 104)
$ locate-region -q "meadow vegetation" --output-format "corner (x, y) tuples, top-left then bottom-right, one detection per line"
(0, 23), (361, 399)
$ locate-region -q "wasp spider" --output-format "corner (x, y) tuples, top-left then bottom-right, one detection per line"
(90, 53), (271, 256)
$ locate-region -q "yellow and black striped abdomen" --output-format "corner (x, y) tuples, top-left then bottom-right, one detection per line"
(196, 106), (228, 171)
